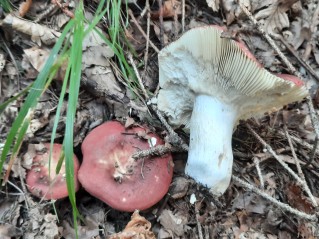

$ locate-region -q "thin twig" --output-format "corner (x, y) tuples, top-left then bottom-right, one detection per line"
(247, 124), (318, 207)
(278, 37), (319, 82)
(132, 144), (173, 159)
(232, 175), (317, 221)
(128, 10), (160, 53)
(182, 0), (185, 32)
(34, 4), (58, 23)
(128, 53), (149, 99)
(284, 126), (317, 207)
(253, 157), (264, 190)
(152, 108), (189, 151)
(143, 0), (151, 74)
(276, 129), (319, 156)
(157, 0), (164, 48)
(306, 136), (319, 169)
(284, 125), (304, 176)
(195, 202), (204, 239)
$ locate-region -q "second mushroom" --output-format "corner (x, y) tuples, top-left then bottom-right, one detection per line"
(157, 26), (308, 196)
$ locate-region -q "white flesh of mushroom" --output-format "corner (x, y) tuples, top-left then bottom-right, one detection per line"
(186, 95), (237, 195)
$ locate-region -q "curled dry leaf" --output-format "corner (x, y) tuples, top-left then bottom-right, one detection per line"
(19, 0), (33, 17)
(2, 14), (61, 45)
(254, 0), (298, 36)
(109, 210), (155, 239)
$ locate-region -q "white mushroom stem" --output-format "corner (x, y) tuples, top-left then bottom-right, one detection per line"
(185, 95), (238, 196)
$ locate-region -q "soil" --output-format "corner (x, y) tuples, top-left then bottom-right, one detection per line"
(1, 0), (319, 238)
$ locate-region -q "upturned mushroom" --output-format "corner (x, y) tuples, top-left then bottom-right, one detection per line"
(157, 26), (308, 196)
(78, 121), (173, 212)
(25, 143), (80, 200)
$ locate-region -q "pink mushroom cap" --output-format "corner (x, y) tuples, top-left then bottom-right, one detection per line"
(78, 121), (174, 212)
(276, 73), (305, 87)
(26, 143), (80, 200)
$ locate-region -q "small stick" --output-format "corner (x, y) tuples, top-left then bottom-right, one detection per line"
(247, 124), (318, 207)
(284, 126), (317, 207)
(304, 136), (319, 169)
(278, 37), (319, 82)
(284, 125), (304, 176)
(182, 0), (185, 32)
(152, 108), (189, 151)
(253, 157), (264, 189)
(143, 0), (151, 74)
(276, 130), (319, 156)
(232, 175), (317, 221)
(132, 145), (173, 159)
(128, 10), (160, 53)
(35, 4), (58, 23)
(195, 203), (204, 239)
(128, 53), (149, 99)
(157, 0), (164, 48)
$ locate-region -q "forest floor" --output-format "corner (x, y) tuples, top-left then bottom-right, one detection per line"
(1, 0), (319, 238)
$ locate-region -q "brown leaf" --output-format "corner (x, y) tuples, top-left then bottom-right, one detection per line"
(158, 209), (187, 237)
(19, 0), (33, 17)
(109, 210), (155, 239)
(254, 0), (298, 36)
(284, 183), (314, 214)
(2, 14), (61, 46)
(151, 0), (182, 19)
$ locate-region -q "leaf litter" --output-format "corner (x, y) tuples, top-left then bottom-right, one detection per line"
(1, 0), (319, 238)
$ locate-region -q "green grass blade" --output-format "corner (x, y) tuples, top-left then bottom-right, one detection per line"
(0, 84), (32, 112)
(0, 19), (75, 182)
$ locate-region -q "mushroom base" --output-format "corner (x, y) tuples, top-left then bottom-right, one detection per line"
(185, 95), (237, 196)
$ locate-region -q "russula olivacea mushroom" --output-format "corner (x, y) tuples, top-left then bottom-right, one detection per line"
(157, 26), (308, 196)
(78, 121), (174, 212)
(26, 143), (80, 200)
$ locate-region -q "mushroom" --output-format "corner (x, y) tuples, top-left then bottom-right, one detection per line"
(157, 26), (308, 196)
(78, 121), (174, 212)
(25, 143), (80, 200)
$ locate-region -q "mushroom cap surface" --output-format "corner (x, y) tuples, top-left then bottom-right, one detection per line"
(26, 143), (80, 200)
(157, 26), (308, 128)
(78, 121), (174, 212)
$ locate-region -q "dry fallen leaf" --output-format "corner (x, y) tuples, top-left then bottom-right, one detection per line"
(151, 0), (182, 19)
(19, 0), (33, 17)
(158, 209), (187, 237)
(284, 183), (314, 214)
(109, 210), (156, 239)
(2, 14), (61, 45)
(254, 0), (298, 36)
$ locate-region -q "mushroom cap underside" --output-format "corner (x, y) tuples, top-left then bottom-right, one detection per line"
(157, 26), (308, 128)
